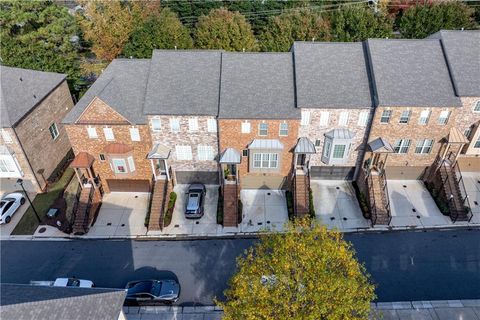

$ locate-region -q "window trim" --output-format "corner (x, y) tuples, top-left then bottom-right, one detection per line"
(151, 118), (161, 131)
(129, 127), (140, 142)
(197, 145), (214, 161)
(252, 152), (278, 169)
(415, 139), (434, 154)
(103, 127), (115, 141)
(357, 111), (369, 127)
(438, 110), (450, 125)
(418, 110), (431, 125)
(99, 154), (106, 162)
(301, 111), (310, 126)
(399, 110), (411, 124)
(170, 118), (180, 133)
(319, 111), (330, 127)
(207, 119), (217, 133)
(87, 127), (98, 139)
(188, 118), (199, 132)
(474, 100), (480, 113)
(241, 122), (251, 134)
(175, 145), (192, 161)
(112, 158), (128, 174)
(380, 109), (392, 124)
(338, 111), (349, 126)
(49, 123), (60, 140)
(393, 139), (411, 154)
(279, 122), (288, 136)
(258, 123), (268, 136)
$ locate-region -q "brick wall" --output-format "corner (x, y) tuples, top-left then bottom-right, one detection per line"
(457, 97), (480, 155)
(218, 119), (299, 181)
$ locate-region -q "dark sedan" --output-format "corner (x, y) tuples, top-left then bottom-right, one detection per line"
(125, 279), (180, 304)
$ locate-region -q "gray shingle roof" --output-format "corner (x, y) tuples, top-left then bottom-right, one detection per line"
(293, 42), (373, 109)
(219, 53), (299, 119)
(366, 39), (461, 108)
(143, 50), (222, 116)
(1, 66), (66, 127)
(429, 30), (480, 97)
(0, 284), (126, 320)
(63, 59), (150, 124)
(294, 137), (316, 154)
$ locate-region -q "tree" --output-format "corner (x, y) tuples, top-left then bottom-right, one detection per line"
(330, 4), (393, 42)
(218, 219), (376, 319)
(0, 1), (81, 92)
(399, 1), (475, 39)
(194, 8), (257, 51)
(259, 9), (331, 52)
(123, 8), (193, 59)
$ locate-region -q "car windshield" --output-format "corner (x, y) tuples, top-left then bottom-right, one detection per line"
(66, 279), (81, 287)
(0, 200), (10, 208)
(151, 281), (162, 297)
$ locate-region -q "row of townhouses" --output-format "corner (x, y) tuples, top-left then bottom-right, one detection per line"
(1, 30), (479, 233)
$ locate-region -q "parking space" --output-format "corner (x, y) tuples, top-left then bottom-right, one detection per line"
(86, 192), (149, 237)
(311, 180), (370, 232)
(161, 184), (219, 236)
(461, 172), (480, 224)
(0, 193), (32, 239)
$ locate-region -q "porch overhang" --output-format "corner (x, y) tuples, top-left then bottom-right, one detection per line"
(447, 127), (469, 144)
(147, 143), (171, 159)
(367, 137), (393, 153)
(248, 139), (284, 150)
(325, 128), (356, 140)
(104, 143), (133, 154)
(294, 137), (316, 154)
(70, 152), (95, 168)
(219, 148), (241, 164)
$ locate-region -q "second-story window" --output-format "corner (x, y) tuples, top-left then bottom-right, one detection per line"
(49, 123), (59, 140)
(418, 110), (431, 125)
(279, 123), (288, 136)
(438, 110), (450, 125)
(357, 111), (369, 127)
(338, 111), (349, 126)
(129, 127), (140, 142)
(393, 139), (411, 154)
(170, 118), (180, 133)
(1, 129), (12, 144)
(380, 109), (392, 123)
(103, 127), (114, 141)
(207, 119), (217, 132)
(301, 111), (310, 126)
(474, 136), (480, 148)
(399, 110), (411, 124)
(415, 139), (434, 154)
(474, 101), (480, 112)
(151, 118), (161, 131)
(241, 121), (251, 133)
(87, 127), (98, 139)
(188, 118), (198, 132)
(319, 112), (329, 127)
(259, 123), (268, 136)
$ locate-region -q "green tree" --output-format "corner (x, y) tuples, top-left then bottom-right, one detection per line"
(259, 9), (331, 52)
(123, 8), (193, 59)
(330, 4), (393, 41)
(194, 8), (257, 51)
(399, 1), (475, 39)
(0, 0), (81, 91)
(218, 219), (376, 320)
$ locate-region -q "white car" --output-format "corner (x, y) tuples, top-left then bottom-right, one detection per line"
(53, 278), (94, 288)
(0, 193), (25, 224)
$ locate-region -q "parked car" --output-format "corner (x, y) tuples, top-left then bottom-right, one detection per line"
(30, 277), (94, 288)
(125, 279), (180, 304)
(0, 193), (25, 224)
(185, 183), (206, 219)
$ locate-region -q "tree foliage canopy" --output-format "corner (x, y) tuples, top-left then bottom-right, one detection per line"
(0, 0), (81, 90)
(399, 1), (475, 39)
(194, 8), (257, 51)
(259, 9), (331, 52)
(330, 4), (393, 42)
(123, 8), (193, 59)
(218, 219), (376, 320)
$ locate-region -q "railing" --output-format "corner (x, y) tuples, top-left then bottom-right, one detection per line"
(367, 172), (378, 226)
(366, 167), (392, 226)
(446, 160), (473, 222)
(379, 169), (392, 225)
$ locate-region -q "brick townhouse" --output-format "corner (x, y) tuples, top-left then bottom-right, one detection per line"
(0, 66), (73, 192)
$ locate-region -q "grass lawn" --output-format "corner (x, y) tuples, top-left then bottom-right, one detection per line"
(11, 168), (75, 235)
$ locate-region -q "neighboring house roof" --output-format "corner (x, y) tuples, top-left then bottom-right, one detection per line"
(429, 30), (480, 97)
(219, 53), (299, 119)
(0, 66), (66, 128)
(63, 59), (150, 125)
(292, 42), (373, 109)
(0, 283), (126, 320)
(143, 50), (222, 116)
(294, 137), (316, 154)
(366, 39), (461, 107)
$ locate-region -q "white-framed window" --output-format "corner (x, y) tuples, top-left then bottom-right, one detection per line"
(112, 158), (127, 174)
(319, 112), (330, 127)
(207, 119), (217, 132)
(175, 145), (192, 160)
(393, 139), (411, 154)
(322, 139), (331, 158)
(357, 111), (369, 127)
(301, 110), (310, 126)
(170, 118), (180, 133)
(252, 153), (278, 169)
(279, 123), (288, 136)
(380, 109), (392, 123)
(241, 121), (251, 133)
(474, 136), (480, 148)
(49, 123), (59, 140)
(1, 129), (12, 144)
(259, 123), (268, 136)
(0, 158), (17, 174)
(127, 156), (136, 172)
(338, 111), (349, 126)
(415, 139), (434, 154)
(464, 126), (472, 138)
(332, 145), (346, 159)
(399, 110), (411, 124)
(314, 139), (321, 147)
(438, 110), (450, 125)
(197, 145), (214, 161)
(103, 127), (114, 141)
(129, 127), (140, 142)
(99, 154), (106, 161)
(418, 110), (431, 125)
(151, 118), (161, 131)
(188, 118), (198, 132)
(87, 127), (98, 139)
(474, 101), (480, 112)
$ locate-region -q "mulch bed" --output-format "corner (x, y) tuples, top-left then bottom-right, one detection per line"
(43, 191), (72, 234)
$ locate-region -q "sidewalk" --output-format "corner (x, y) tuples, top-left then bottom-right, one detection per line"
(123, 300), (480, 319)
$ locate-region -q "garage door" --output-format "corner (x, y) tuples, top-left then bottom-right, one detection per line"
(175, 171), (219, 185)
(241, 175), (287, 189)
(385, 166), (427, 180)
(310, 166), (354, 180)
(106, 179), (151, 192)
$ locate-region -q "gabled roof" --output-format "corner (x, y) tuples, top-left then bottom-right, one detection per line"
(63, 59), (150, 124)
(368, 137), (394, 153)
(429, 30), (480, 97)
(219, 148), (241, 164)
(294, 137), (316, 154)
(147, 143), (171, 159)
(1, 66), (66, 128)
(143, 50), (222, 116)
(0, 283), (126, 320)
(292, 42), (373, 109)
(366, 39), (461, 108)
(219, 53), (299, 119)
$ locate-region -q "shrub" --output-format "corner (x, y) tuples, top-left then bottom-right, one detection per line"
(217, 187), (224, 225)
(308, 188), (315, 218)
(352, 182), (370, 219)
(238, 199), (243, 224)
(285, 190), (294, 220)
(164, 191), (177, 227)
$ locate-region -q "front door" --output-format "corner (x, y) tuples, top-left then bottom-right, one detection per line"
(158, 160), (167, 177)
(296, 154), (306, 167)
(227, 164), (237, 176)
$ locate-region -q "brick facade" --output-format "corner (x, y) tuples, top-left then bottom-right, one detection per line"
(457, 97), (480, 155)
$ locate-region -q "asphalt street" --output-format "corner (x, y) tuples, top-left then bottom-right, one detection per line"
(1, 229), (479, 305)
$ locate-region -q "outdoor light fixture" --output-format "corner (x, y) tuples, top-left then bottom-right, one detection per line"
(16, 179), (41, 224)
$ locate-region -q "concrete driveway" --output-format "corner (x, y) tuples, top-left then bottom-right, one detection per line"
(86, 192), (149, 237)
(311, 180), (370, 231)
(239, 189), (288, 232)
(0, 191), (34, 239)
(462, 172), (480, 224)
(161, 184), (219, 236)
